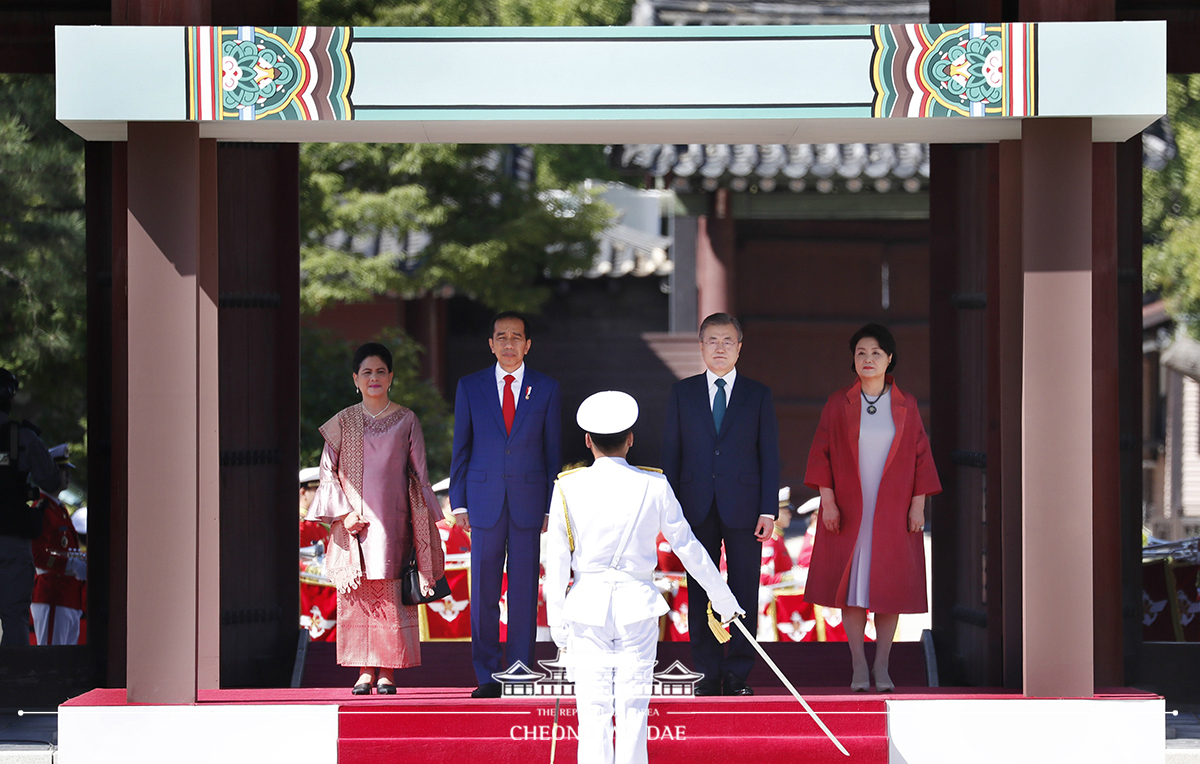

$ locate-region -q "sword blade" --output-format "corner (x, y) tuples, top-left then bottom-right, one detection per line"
(729, 616), (850, 757)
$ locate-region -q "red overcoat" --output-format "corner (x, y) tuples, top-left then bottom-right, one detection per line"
(803, 377), (941, 613)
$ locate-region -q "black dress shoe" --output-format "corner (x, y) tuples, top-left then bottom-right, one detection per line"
(375, 681), (397, 695)
(693, 678), (722, 697)
(723, 672), (754, 696)
(471, 681), (502, 699)
(351, 682), (372, 696)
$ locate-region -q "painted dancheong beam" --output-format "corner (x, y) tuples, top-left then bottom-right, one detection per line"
(55, 22), (1164, 144)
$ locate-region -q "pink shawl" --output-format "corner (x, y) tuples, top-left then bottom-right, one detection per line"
(318, 405), (444, 595)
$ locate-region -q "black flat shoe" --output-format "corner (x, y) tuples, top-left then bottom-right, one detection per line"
(375, 681), (397, 695)
(352, 682), (372, 695)
(723, 672), (754, 696)
(471, 681), (502, 699)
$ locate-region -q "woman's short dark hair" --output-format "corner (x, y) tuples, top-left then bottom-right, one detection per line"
(352, 343), (393, 373)
(849, 324), (897, 373)
(589, 429), (631, 454)
(492, 311), (530, 339)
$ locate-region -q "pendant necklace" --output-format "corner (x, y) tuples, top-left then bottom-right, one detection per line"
(362, 400), (392, 419)
(862, 385), (887, 415)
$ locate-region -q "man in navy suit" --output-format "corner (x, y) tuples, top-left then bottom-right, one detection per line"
(662, 312), (780, 696)
(450, 312), (562, 698)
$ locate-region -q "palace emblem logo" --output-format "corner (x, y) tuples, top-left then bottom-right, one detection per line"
(491, 653), (705, 698)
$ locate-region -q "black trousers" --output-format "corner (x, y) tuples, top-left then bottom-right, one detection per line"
(0, 535), (33, 647)
(685, 504), (761, 683)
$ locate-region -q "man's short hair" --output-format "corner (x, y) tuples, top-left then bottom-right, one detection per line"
(589, 429), (631, 454)
(699, 312), (743, 343)
(491, 311), (529, 339)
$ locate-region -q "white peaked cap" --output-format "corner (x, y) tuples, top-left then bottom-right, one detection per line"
(778, 486), (791, 504)
(577, 391), (639, 435)
(299, 467), (320, 485)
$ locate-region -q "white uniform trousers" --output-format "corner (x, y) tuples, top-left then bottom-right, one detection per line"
(30, 603), (81, 646)
(569, 616), (658, 764)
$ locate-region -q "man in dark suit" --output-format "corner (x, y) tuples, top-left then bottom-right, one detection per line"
(662, 313), (780, 696)
(450, 312), (562, 698)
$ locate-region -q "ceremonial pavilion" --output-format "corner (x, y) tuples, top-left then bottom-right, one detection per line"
(0, 1), (1190, 762)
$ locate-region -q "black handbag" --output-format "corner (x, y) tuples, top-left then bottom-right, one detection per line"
(400, 464), (451, 605)
(401, 550), (451, 605)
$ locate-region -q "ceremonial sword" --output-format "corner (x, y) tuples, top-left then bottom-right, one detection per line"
(716, 611), (850, 757)
(550, 697), (560, 764)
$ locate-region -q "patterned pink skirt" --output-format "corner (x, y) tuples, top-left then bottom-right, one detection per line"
(336, 579), (421, 669)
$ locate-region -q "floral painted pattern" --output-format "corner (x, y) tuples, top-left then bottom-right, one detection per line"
(220, 37), (295, 112)
(872, 23), (1036, 119)
(928, 33), (1003, 107)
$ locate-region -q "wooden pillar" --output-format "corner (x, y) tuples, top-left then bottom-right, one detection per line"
(197, 138), (220, 689)
(216, 143), (300, 689)
(696, 189), (735, 322)
(1021, 118), (1094, 698)
(1116, 137), (1145, 684)
(996, 140), (1024, 689)
(125, 122), (218, 703)
(928, 143), (995, 687)
(109, 140), (130, 687)
(1091, 143), (1123, 688)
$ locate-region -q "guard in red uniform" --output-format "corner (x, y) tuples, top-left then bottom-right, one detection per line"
(760, 487), (797, 587)
(298, 466), (336, 641)
(30, 446), (85, 645)
(298, 466), (329, 549)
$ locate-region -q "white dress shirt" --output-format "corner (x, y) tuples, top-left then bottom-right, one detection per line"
(705, 367), (737, 410)
(495, 362), (525, 411)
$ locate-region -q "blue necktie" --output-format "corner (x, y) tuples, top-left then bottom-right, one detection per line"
(713, 378), (727, 433)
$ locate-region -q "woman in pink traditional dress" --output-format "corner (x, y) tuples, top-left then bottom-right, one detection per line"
(308, 343), (445, 695)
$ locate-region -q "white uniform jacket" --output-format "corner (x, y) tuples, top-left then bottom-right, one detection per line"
(545, 456), (740, 648)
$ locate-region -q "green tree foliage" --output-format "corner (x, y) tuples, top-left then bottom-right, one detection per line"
(297, 0), (629, 315)
(1145, 75), (1200, 331)
(300, 326), (454, 480)
(0, 75), (87, 480)
(299, 143), (612, 314)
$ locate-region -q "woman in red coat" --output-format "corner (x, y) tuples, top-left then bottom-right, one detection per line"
(804, 324), (941, 692)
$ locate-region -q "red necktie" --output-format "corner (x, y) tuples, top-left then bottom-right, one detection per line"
(503, 374), (516, 435)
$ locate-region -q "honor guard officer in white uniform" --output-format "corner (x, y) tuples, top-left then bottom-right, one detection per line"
(545, 391), (744, 764)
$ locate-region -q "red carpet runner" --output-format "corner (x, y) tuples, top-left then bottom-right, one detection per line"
(338, 690), (888, 764)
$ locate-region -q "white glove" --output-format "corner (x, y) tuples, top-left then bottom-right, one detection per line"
(551, 622), (570, 651)
(65, 557), (87, 581)
(714, 597), (745, 624)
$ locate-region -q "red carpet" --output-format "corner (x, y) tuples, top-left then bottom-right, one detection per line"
(339, 693), (888, 763)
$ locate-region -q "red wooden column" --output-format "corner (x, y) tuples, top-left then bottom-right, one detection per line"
(1091, 143), (1123, 688)
(696, 189), (735, 321)
(197, 138), (220, 690)
(1020, 118), (1094, 697)
(995, 140), (1024, 689)
(125, 123), (219, 703)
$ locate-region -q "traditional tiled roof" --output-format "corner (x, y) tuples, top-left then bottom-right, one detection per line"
(612, 143), (930, 194)
(588, 222), (673, 278)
